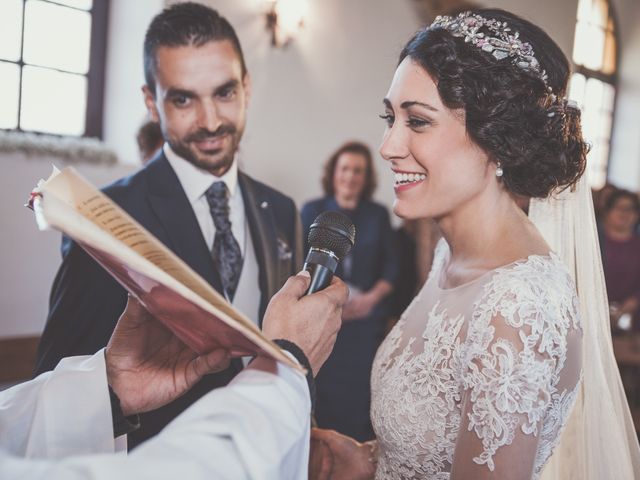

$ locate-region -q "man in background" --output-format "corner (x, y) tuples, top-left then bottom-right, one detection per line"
(136, 120), (164, 165)
(35, 2), (303, 448)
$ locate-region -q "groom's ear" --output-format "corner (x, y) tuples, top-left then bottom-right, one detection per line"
(142, 85), (160, 123)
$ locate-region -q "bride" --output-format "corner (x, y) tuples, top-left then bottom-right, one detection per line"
(310, 8), (640, 480)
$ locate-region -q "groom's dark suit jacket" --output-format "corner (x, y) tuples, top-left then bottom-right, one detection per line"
(34, 152), (303, 447)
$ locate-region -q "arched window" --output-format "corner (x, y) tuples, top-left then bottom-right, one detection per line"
(568, 0), (617, 188)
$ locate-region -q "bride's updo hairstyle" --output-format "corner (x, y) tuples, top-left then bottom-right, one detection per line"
(401, 9), (588, 198)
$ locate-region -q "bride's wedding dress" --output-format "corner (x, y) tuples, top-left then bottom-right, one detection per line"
(370, 240), (582, 479)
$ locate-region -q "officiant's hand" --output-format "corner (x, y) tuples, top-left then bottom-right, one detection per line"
(309, 428), (376, 480)
(105, 296), (231, 416)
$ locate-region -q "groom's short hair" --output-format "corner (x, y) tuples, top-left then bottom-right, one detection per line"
(143, 2), (247, 93)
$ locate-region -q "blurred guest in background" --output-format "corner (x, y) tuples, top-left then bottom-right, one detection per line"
(301, 141), (398, 441)
(136, 120), (164, 165)
(593, 182), (618, 222)
(600, 188), (640, 438)
(600, 188), (640, 332)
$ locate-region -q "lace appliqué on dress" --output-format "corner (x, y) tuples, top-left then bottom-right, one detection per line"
(371, 246), (582, 480)
(372, 302), (465, 479)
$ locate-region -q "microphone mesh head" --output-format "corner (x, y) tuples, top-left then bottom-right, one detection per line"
(308, 211), (356, 259)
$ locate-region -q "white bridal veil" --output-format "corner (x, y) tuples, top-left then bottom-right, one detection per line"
(530, 174), (640, 479)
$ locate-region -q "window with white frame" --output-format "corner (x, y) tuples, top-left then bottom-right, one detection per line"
(568, 0), (617, 188)
(0, 0), (108, 138)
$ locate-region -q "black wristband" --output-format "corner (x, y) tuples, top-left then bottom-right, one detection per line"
(108, 385), (141, 438)
(273, 339), (316, 412)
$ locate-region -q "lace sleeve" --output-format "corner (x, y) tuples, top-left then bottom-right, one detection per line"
(451, 258), (582, 479)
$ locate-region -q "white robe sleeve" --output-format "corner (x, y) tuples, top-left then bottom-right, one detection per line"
(0, 355), (311, 480)
(0, 350), (116, 459)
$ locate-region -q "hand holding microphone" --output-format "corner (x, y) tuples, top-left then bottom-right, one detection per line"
(263, 211), (355, 376)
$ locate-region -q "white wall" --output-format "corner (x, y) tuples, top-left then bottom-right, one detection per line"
(0, 155), (134, 338)
(102, 0), (165, 165)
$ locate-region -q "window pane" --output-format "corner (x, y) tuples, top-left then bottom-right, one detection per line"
(585, 77), (604, 109)
(589, 167), (607, 189)
(0, 61), (20, 129)
(582, 80), (602, 144)
(602, 82), (615, 112)
(599, 113), (612, 141)
(572, 22), (589, 65)
(583, 25), (605, 71)
(571, 0), (615, 189)
(23, 0), (91, 74)
(569, 73), (586, 108)
(576, 0), (592, 21)
(587, 143), (602, 186)
(587, 142), (608, 189)
(582, 113), (598, 146)
(573, 21), (605, 70)
(20, 65), (87, 136)
(46, 0), (93, 10)
(0, 0), (24, 62)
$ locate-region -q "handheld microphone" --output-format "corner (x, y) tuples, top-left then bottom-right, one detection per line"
(303, 211), (356, 294)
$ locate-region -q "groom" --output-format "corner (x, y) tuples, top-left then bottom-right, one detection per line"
(35, 2), (302, 448)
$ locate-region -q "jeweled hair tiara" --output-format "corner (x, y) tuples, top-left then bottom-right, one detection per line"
(430, 12), (549, 88)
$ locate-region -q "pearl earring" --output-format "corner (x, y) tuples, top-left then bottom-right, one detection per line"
(495, 163), (504, 178)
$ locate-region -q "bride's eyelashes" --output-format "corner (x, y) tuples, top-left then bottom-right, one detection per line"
(378, 113), (433, 131)
(379, 113), (394, 127)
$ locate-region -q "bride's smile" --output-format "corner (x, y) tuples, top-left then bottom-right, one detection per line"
(392, 170), (427, 191)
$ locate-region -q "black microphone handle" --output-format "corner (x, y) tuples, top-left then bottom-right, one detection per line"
(304, 262), (334, 294)
(303, 248), (339, 294)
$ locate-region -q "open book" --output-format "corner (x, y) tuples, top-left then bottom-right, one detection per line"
(29, 166), (301, 372)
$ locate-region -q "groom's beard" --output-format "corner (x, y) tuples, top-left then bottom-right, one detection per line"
(167, 123), (243, 175)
